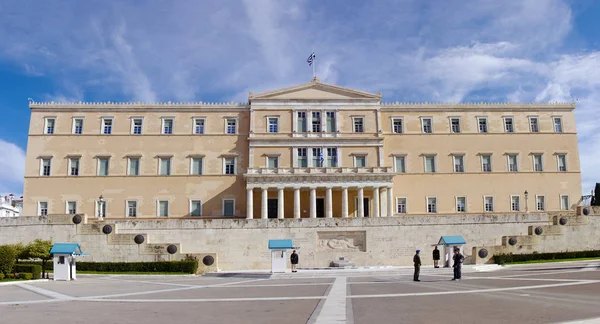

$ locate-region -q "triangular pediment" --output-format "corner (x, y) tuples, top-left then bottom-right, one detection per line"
(249, 78), (381, 101)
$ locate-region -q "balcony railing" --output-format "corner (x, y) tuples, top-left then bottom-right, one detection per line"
(245, 167), (394, 175)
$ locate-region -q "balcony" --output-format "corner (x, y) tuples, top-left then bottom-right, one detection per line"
(245, 167), (394, 175)
(244, 167), (396, 188)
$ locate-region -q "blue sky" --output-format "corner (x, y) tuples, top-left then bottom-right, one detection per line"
(0, 0), (599, 195)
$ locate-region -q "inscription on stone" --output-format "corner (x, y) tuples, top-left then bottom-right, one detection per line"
(108, 234), (137, 245)
(390, 246), (414, 258)
(77, 224), (102, 235)
(317, 231), (366, 252)
(140, 243), (172, 255)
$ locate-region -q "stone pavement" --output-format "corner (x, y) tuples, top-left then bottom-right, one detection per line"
(1, 261), (600, 324)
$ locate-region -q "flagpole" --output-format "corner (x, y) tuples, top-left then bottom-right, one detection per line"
(312, 50), (316, 79)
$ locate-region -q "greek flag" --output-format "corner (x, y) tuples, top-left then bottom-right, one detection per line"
(307, 52), (315, 66)
(319, 150), (324, 166)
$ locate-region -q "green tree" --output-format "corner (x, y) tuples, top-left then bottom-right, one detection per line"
(0, 245), (17, 274)
(11, 243), (27, 263)
(26, 239), (53, 278)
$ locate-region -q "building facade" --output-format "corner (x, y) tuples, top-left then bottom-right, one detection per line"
(0, 194), (21, 217)
(23, 78), (582, 218)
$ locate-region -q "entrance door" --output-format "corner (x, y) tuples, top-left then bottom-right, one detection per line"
(316, 198), (325, 218)
(355, 198), (370, 217)
(267, 199), (278, 218)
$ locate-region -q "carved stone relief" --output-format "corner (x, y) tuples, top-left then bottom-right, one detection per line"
(317, 231), (366, 252)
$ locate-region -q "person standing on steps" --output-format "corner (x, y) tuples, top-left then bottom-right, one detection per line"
(432, 246), (440, 268)
(452, 247), (464, 280)
(413, 249), (421, 281)
(290, 250), (299, 273)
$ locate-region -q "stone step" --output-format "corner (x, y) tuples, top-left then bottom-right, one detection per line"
(502, 235), (538, 246)
(76, 223), (118, 235)
(528, 224), (563, 236)
(139, 243), (181, 255)
(552, 215), (588, 226)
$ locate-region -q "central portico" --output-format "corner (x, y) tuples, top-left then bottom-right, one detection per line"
(244, 167), (395, 219)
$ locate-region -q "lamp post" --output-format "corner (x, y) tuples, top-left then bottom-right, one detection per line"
(99, 195), (105, 218)
(524, 190), (529, 213)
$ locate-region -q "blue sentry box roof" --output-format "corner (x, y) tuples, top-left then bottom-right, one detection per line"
(438, 236), (467, 245)
(268, 239), (294, 249)
(50, 243), (83, 255)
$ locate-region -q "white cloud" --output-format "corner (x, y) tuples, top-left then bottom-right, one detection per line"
(0, 139), (25, 195)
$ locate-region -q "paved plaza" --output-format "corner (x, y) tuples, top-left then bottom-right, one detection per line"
(1, 261), (600, 324)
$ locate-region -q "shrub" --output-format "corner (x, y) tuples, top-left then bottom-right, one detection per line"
(76, 261), (198, 274)
(495, 250), (600, 264)
(0, 245), (17, 274)
(7, 273), (16, 279)
(20, 273), (33, 280)
(14, 264), (42, 279)
(0, 273), (4, 280)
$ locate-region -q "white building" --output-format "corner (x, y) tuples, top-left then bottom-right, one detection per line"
(0, 194), (21, 217)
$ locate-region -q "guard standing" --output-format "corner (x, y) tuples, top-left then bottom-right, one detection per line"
(432, 246), (440, 268)
(290, 250), (299, 273)
(413, 249), (421, 282)
(452, 247), (464, 280)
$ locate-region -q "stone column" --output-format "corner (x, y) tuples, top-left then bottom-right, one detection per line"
(387, 186), (394, 217)
(277, 188), (284, 219)
(294, 188), (300, 219)
(380, 188), (388, 217)
(357, 187), (364, 217)
(246, 188), (253, 219)
(261, 188), (268, 219)
(373, 187), (380, 217)
(342, 187), (349, 218)
(310, 187), (316, 218)
(325, 187), (333, 218)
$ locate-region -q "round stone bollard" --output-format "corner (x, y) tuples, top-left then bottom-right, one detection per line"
(102, 224), (113, 234)
(167, 245), (178, 254)
(534, 226), (543, 235)
(583, 207), (590, 215)
(559, 217), (568, 226)
(202, 255), (215, 266)
(72, 214), (82, 224)
(478, 248), (488, 258)
(134, 234), (145, 244)
(508, 237), (517, 246)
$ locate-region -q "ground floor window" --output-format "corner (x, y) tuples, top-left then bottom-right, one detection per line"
(223, 199), (235, 216)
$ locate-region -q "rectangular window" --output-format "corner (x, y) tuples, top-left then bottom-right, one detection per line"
(311, 112), (321, 132)
(326, 148), (337, 167)
(268, 117), (279, 133)
(297, 112), (307, 132)
(511, 196), (520, 212)
(560, 195), (570, 210)
(69, 158), (79, 176)
(553, 117), (563, 133)
(396, 198), (407, 214)
(41, 158), (51, 176)
(481, 155), (492, 172)
(194, 118), (205, 134)
(536, 196), (545, 211)
(450, 118), (461, 133)
(128, 157), (140, 176)
(533, 154), (543, 172)
(267, 156), (279, 168)
(394, 156), (406, 173)
(158, 200), (169, 217)
(38, 201), (48, 216)
(132, 118), (143, 134)
(98, 158), (110, 176)
(159, 158), (171, 175)
(453, 155), (464, 173)
(392, 118), (403, 134)
(557, 154), (567, 171)
(127, 201), (138, 217)
(297, 148), (308, 167)
(529, 117), (539, 133)
(478, 117), (488, 133)
(226, 118), (237, 134)
(162, 118), (173, 134)
(427, 197), (437, 213)
(456, 197), (466, 212)
(353, 117), (364, 133)
(484, 196), (494, 212)
(421, 118), (433, 133)
(508, 154), (518, 172)
(66, 201), (77, 214)
(354, 155), (366, 167)
(191, 157), (203, 175)
(504, 117), (514, 133)
(96, 200), (107, 218)
(72, 118), (83, 134)
(44, 118), (55, 134)
(224, 158), (236, 175)
(424, 155), (436, 173)
(102, 118), (113, 134)
(190, 200), (202, 216)
(312, 148), (323, 167)
(326, 112), (336, 132)
(223, 199), (235, 216)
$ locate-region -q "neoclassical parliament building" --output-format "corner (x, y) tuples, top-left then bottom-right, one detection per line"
(23, 78), (582, 219)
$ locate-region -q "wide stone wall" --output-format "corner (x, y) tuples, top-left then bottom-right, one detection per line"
(5, 211), (599, 271)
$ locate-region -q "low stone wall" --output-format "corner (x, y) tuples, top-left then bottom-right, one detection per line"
(4, 212), (586, 271)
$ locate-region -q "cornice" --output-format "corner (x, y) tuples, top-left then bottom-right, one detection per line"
(381, 102), (575, 112)
(29, 101), (250, 112)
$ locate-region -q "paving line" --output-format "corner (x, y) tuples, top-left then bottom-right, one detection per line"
(552, 316), (600, 324)
(16, 283), (74, 300)
(309, 276), (348, 324)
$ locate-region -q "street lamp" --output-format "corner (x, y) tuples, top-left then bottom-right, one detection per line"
(98, 195), (105, 218)
(524, 190), (529, 213)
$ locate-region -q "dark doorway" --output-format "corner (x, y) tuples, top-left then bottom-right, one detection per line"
(363, 198), (370, 217)
(268, 199), (278, 218)
(316, 198), (325, 218)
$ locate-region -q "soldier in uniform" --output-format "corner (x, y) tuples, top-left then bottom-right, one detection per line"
(432, 246), (440, 268)
(413, 249), (421, 281)
(452, 247), (464, 280)
(290, 250), (299, 273)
